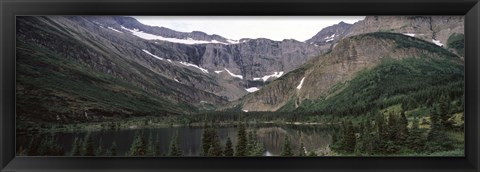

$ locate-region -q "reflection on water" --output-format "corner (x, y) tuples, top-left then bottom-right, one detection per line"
(17, 124), (336, 156)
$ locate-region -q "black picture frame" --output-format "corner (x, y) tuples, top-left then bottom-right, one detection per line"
(1, 0), (479, 171)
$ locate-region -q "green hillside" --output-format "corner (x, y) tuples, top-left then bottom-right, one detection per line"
(291, 57), (464, 116)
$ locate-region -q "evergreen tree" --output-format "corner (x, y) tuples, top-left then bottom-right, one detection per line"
(354, 121), (368, 154)
(83, 132), (95, 156)
(298, 142), (306, 156)
(387, 112), (398, 141)
(154, 134), (161, 156)
(343, 121), (356, 153)
(201, 127), (213, 156)
(129, 132), (147, 156)
(426, 107), (454, 153)
(235, 123), (248, 156)
(71, 137), (82, 156)
(168, 133), (182, 156)
(439, 96), (453, 130)
(280, 136), (293, 156)
(96, 138), (104, 156)
(223, 137), (234, 156)
(246, 131), (257, 155)
(252, 142), (266, 156)
(146, 132), (155, 156)
(405, 117), (426, 152)
(396, 111), (409, 144)
(108, 141), (117, 156)
(207, 130), (223, 156)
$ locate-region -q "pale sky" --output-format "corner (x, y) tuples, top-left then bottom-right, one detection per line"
(132, 16), (365, 42)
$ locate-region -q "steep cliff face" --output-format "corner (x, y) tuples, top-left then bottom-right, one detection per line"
(239, 32), (460, 112)
(16, 16), (324, 122)
(305, 21), (353, 46)
(307, 16), (464, 57)
(346, 16), (464, 56)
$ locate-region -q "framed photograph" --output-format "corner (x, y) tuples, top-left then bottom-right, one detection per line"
(1, 0), (479, 171)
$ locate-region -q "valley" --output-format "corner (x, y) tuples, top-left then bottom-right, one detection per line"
(16, 16), (465, 157)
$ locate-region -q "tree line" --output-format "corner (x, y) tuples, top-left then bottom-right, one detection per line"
(331, 96), (462, 155)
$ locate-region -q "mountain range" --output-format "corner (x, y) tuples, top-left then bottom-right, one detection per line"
(16, 16), (464, 123)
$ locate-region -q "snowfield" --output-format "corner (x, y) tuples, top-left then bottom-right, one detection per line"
(179, 62), (209, 73)
(253, 71), (284, 82)
(107, 27), (123, 33)
(224, 68), (243, 79)
(142, 49), (164, 60)
(432, 39), (444, 47)
(245, 87), (260, 92)
(296, 77), (306, 90)
(121, 26), (234, 45)
(324, 34), (335, 42)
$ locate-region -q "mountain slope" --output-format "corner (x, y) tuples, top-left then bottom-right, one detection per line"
(16, 16), (229, 123)
(307, 16), (464, 57)
(238, 32), (462, 112)
(16, 16), (325, 122)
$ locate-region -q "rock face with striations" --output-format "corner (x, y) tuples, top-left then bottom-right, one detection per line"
(238, 32), (461, 112)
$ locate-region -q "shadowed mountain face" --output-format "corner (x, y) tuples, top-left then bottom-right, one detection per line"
(16, 16), (324, 122)
(16, 16), (464, 123)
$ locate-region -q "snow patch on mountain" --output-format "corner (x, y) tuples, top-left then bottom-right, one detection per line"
(107, 27), (123, 33)
(142, 49), (164, 60)
(214, 70), (224, 74)
(253, 72), (284, 82)
(324, 34), (336, 42)
(245, 87), (260, 92)
(403, 33), (415, 37)
(224, 68), (243, 79)
(121, 26), (231, 45)
(179, 61), (209, 73)
(432, 39), (444, 47)
(296, 77), (306, 90)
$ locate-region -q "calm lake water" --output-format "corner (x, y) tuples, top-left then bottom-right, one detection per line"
(17, 124), (336, 156)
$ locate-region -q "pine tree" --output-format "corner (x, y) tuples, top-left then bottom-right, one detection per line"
(297, 142), (306, 156)
(235, 123), (247, 156)
(439, 96), (453, 130)
(83, 132), (95, 156)
(201, 127), (213, 156)
(246, 131), (257, 155)
(168, 133), (182, 156)
(280, 136), (293, 156)
(354, 121), (368, 154)
(71, 137), (82, 156)
(343, 121), (356, 153)
(146, 132), (155, 156)
(208, 130), (223, 156)
(108, 141), (117, 156)
(387, 112), (398, 141)
(96, 138), (104, 156)
(253, 142), (266, 156)
(154, 134), (161, 156)
(223, 137), (234, 156)
(396, 111), (409, 144)
(405, 117), (425, 152)
(129, 132), (147, 156)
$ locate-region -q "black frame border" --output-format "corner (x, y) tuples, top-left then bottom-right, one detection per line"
(1, 0), (479, 171)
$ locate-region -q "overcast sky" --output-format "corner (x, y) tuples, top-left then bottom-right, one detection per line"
(132, 16), (365, 42)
